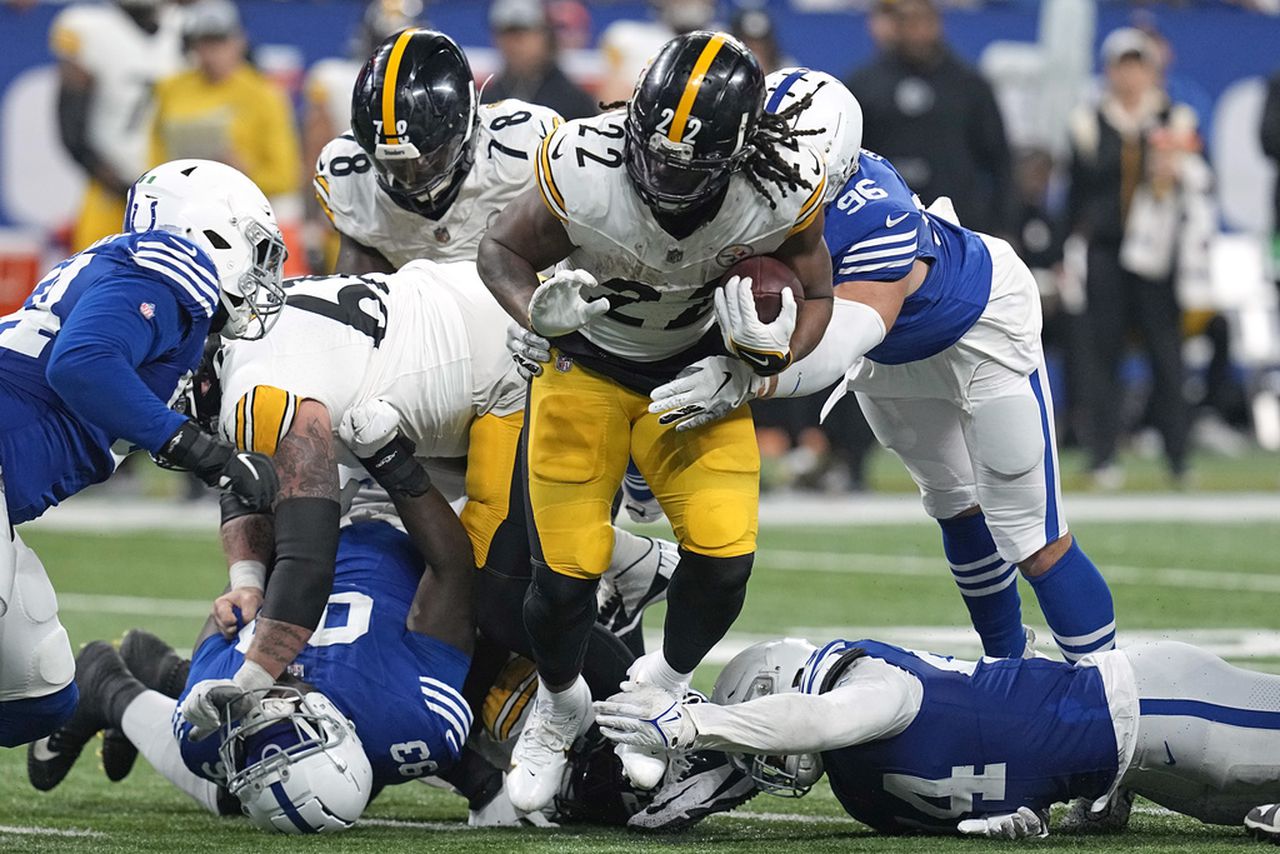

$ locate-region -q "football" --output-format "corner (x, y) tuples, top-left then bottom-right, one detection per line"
(722, 255), (805, 323)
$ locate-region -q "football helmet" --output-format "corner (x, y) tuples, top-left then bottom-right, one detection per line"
(126, 159), (286, 341)
(765, 68), (863, 204)
(351, 28), (478, 218)
(711, 638), (824, 798)
(624, 31), (765, 216)
(219, 687), (373, 834)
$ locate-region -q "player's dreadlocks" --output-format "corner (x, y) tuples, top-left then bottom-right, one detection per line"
(602, 91), (825, 210)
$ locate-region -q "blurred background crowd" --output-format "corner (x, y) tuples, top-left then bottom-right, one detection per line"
(0, 0), (1278, 495)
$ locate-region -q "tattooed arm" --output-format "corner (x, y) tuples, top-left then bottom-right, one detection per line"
(242, 399), (341, 678)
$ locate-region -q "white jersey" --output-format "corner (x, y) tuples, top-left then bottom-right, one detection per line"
(314, 100), (562, 267)
(304, 57), (362, 133)
(534, 110), (827, 362)
(49, 3), (183, 182)
(217, 260), (524, 473)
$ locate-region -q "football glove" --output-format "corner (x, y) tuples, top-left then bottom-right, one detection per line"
(339, 399), (431, 498)
(506, 323), (552, 380)
(595, 682), (698, 752)
(957, 807), (1050, 840)
(180, 661), (274, 740)
(714, 275), (797, 377)
(527, 269), (609, 337)
(649, 356), (762, 432)
(156, 420), (277, 512)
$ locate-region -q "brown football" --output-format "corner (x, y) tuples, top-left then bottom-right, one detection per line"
(722, 255), (805, 323)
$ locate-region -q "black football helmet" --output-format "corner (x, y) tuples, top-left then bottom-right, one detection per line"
(624, 31), (765, 217)
(351, 28), (478, 218)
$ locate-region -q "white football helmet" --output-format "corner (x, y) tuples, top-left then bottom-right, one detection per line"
(765, 68), (864, 205)
(711, 638), (824, 798)
(125, 159), (287, 340)
(219, 687), (373, 834)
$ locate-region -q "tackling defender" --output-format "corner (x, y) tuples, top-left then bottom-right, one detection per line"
(598, 636), (1280, 839)
(650, 69), (1117, 664)
(0, 160), (283, 746)
(478, 31), (833, 810)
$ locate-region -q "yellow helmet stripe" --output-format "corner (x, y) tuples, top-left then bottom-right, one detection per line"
(668, 32), (727, 143)
(381, 28), (420, 145)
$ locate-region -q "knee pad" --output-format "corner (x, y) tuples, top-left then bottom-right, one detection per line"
(682, 490), (754, 555)
(0, 682), (78, 747)
(674, 550), (754, 592)
(0, 535), (75, 700)
(970, 393), (1046, 480)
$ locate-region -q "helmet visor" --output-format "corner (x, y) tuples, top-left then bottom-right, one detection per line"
(373, 137), (468, 205)
(625, 125), (734, 214)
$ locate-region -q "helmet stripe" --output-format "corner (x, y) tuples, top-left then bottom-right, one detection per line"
(269, 780), (317, 833)
(765, 67), (808, 113)
(380, 28), (420, 144)
(668, 32), (727, 143)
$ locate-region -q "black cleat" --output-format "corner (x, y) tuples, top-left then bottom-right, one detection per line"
(120, 629), (190, 698)
(28, 642), (144, 791)
(100, 727), (137, 782)
(1246, 804), (1280, 843)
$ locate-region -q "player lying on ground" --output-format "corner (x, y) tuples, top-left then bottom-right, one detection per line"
(478, 30), (834, 812)
(597, 636), (1280, 838)
(0, 159), (284, 746)
(643, 68), (1118, 664)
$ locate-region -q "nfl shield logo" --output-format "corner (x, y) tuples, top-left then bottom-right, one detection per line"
(666, 247), (684, 263)
(434, 226), (451, 244)
(555, 353), (573, 373)
(139, 302), (155, 319)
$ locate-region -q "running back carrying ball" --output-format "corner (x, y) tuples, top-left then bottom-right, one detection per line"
(723, 255), (805, 323)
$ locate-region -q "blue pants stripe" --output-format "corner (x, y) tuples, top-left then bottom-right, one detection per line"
(1028, 369), (1059, 544)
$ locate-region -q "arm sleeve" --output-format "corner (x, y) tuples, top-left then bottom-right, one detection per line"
(764, 298), (886, 399)
(685, 662), (922, 754)
(46, 280), (190, 452)
(251, 84), (302, 197)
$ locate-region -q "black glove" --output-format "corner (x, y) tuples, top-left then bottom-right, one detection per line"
(358, 433), (433, 498)
(157, 420), (279, 512)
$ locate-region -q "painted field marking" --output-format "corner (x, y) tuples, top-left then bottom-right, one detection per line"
(0, 825), (106, 838)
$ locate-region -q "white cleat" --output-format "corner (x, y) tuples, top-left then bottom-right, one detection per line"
(597, 534), (678, 639)
(505, 677), (594, 813)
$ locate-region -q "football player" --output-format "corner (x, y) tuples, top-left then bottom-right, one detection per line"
(597, 636), (1280, 838)
(649, 69), (1117, 664)
(314, 28), (562, 274)
(477, 31), (834, 811)
(0, 160), (283, 747)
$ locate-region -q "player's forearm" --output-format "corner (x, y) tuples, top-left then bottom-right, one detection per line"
(476, 235), (541, 328)
(243, 616), (313, 677)
(397, 488), (477, 654)
(788, 294), (833, 363)
(761, 298), (886, 399)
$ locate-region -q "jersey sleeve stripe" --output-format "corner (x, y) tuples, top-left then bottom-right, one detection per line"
(421, 677), (474, 727)
(136, 239), (219, 289)
(130, 256), (216, 316)
(235, 391), (250, 451)
(838, 258), (916, 276)
(422, 697), (469, 744)
(840, 241), (919, 264)
(246, 385), (297, 455)
(312, 180), (337, 225)
(499, 684), (536, 740)
(535, 134), (569, 221)
(847, 228), (919, 252)
(314, 173), (331, 199)
(787, 173), (828, 236)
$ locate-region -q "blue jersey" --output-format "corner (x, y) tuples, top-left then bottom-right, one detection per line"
(801, 640), (1118, 834)
(0, 231), (218, 523)
(178, 522), (472, 789)
(824, 152), (993, 365)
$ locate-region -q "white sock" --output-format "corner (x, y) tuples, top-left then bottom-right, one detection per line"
(635, 650), (692, 694)
(121, 690), (222, 814)
(538, 676), (586, 718)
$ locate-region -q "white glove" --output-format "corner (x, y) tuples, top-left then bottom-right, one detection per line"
(506, 323), (552, 380)
(957, 807), (1050, 839)
(649, 355), (761, 432)
(527, 269), (609, 337)
(714, 275), (797, 377)
(468, 786), (559, 828)
(338, 398), (401, 458)
(180, 661), (274, 740)
(594, 682), (697, 751)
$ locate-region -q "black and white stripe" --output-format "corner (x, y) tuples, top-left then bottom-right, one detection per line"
(419, 676), (472, 749)
(130, 235), (220, 317)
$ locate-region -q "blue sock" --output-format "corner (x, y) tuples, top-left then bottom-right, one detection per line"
(0, 682), (78, 747)
(1028, 538), (1116, 662)
(940, 513), (1025, 658)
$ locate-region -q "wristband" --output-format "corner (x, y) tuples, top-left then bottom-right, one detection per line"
(229, 560), (267, 591)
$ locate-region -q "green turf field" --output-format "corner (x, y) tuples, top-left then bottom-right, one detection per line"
(3, 513), (1279, 852)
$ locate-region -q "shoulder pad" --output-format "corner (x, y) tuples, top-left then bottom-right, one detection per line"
(780, 141), (828, 237)
(533, 113), (625, 223)
(798, 639), (863, 695)
(224, 384), (300, 455)
(314, 136), (376, 237)
(127, 232), (221, 319)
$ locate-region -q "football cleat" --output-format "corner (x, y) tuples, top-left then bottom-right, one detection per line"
(615, 651), (691, 791)
(1246, 804), (1280, 843)
(621, 462), (666, 525)
(119, 628), (191, 699)
(1059, 788), (1133, 834)
(100, 727), (137, 782)
(597, 536), (677, 643)
(28, 642), (144, 791)
(506, 677), (594, 813)
(627, 749), (757, 833)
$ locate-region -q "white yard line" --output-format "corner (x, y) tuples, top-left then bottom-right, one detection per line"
(0, 825), (105, 838)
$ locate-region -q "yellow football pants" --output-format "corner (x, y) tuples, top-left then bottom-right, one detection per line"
(527, 355), (759, 579)
(460, 410), (525, 569)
